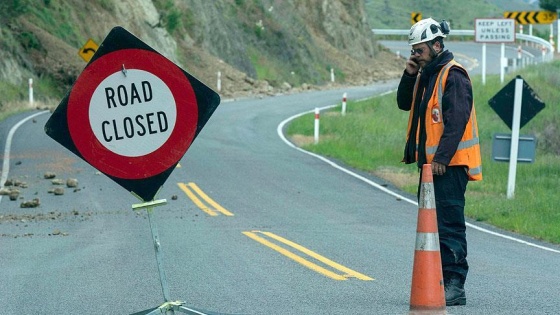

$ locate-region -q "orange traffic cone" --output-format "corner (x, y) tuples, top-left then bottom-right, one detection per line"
(409, 164), (446, 312)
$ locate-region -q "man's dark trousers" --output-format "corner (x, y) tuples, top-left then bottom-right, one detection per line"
(419, 165), (469, 282)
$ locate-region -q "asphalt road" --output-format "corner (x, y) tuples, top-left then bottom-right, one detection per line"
(1, 80), (560, 314)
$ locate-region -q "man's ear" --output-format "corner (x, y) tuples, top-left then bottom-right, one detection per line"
(434, 40), (442, 53)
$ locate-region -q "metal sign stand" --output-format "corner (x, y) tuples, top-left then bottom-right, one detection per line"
(131, 197), (207, 315)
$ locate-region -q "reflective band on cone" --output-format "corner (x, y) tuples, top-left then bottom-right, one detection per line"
(409, 164), (446, 312)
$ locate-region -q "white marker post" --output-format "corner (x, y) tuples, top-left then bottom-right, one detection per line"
(314, 108), (320, 144)
(481, 43), (487, 85)
(557, 17), (560, 53)
(507, 77), (523, 199)
(341, 92), (347, 116)
(28, 78), (34, 105)
(330, 68), (335, 83)
(217, 71), (221, 92)
(500, 43), (506, 84)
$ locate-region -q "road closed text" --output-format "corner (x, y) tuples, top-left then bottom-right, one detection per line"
(100, 81), (168, 142)
(88, 69), (177, 158)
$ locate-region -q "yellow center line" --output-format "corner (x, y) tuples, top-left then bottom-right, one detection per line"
(243, 231), (374, 281)
(243, 231), (347, 280)
(259, 231), (374, 281)
(177, 182), (233, 217)
(177, 183), (218, 216)
(187, 182), (234, 216)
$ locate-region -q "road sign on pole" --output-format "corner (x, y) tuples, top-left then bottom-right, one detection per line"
(488, 76), (545, 199)
(45, 26), (221, 202)
(475, 18), (515, 43)
(46, 26), (222, 315)
(475, 18), (515, 84)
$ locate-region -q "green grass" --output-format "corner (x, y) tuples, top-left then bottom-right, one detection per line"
(286, 60), (560, 244)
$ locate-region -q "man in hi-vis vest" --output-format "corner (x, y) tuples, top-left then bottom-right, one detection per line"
(396, 18), (482, 307)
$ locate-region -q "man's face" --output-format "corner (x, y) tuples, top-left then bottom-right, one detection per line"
(410, 42), (433, 68)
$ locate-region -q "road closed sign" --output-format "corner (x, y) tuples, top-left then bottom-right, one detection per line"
(475, 18), (516, 43)
(45, 27), (220, 201)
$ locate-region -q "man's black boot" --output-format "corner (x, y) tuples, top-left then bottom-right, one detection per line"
(444, 275), (466, 306)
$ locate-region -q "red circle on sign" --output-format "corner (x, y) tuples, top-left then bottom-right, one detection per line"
(67, 49), (198, 179)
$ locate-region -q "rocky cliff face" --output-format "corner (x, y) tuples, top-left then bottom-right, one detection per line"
(0, 0), (402, 100)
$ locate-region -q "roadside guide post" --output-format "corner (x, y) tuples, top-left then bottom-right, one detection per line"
(341, 92), (347, 116)
(314, 107), (320, 144)
(45, 26), (221, 314)
(28, 78), (34, 105)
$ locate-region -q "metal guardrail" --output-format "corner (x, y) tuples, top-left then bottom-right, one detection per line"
(372, 29), (554, 62)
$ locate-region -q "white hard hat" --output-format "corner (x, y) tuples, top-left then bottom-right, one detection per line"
(408, 18), (448, 46)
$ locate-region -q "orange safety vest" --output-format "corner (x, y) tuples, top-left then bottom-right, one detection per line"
(406, 60), (482, 181)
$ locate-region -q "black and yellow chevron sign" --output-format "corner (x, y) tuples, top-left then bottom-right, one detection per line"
(411, 12), (422, 25)
(504, 11), (557, 25)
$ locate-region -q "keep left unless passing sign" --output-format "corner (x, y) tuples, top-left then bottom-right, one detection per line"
(475, 18), (515, 43)
(45, 26), (220, 201)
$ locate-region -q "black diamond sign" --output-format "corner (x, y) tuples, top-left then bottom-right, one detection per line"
(488, 75), (545, 130)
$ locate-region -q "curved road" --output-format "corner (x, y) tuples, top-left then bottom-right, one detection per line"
(1, 81), (560, 314)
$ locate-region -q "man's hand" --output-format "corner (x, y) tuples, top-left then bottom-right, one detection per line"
(405, 57), (419, 76)
(432, 161), (447, 176)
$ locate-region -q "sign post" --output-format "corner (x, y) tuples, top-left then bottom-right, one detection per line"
(507, 78), (523, 199)
(474, 18), (515, 85)
(45, 26), (221, 314)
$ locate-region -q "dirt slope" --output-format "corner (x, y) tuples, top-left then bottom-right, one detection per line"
(0, 0), (404, 101)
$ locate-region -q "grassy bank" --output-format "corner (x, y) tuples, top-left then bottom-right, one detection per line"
(286, 61), (560, 244)
(0, 78), (60, 121)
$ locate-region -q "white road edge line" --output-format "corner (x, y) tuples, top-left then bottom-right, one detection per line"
(276, 100), (560, 254)
(1, 110), (49, 203)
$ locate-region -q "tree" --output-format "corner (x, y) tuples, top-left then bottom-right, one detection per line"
(540, 0), (560, 12)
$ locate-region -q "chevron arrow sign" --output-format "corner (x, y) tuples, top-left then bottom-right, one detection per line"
(504, 11), (558, 25)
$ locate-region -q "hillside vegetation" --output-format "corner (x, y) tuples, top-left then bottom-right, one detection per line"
(366, 0), (539, 30)
(0, 0), (405, 112)
(0, 0), (546, 114)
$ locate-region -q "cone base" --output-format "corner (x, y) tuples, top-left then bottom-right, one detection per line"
(409, 308), (447, 315)
(410, 251), (445, 309)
